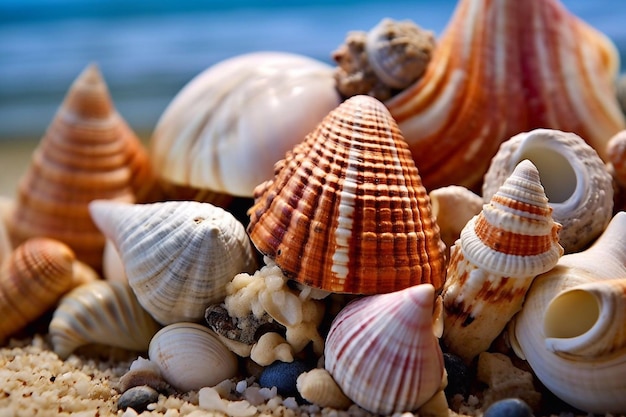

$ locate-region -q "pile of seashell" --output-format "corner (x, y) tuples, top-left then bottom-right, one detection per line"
(3, 0), (626, 415)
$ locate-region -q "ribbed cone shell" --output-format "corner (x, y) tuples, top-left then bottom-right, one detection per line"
(0, 237), (76, 342)
(386, 0), (625, 191)
(247, 95), (446, 294)
(9, 64), (156, 271)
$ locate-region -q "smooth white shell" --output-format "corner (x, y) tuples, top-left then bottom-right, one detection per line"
(149, 322), (238, 392)
(149, 51), (341, 197)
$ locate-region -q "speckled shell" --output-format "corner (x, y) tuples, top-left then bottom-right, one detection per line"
(442, 160), (563, 363)
(509, 211), (626, 414)
(385, 0), (625, 191)
(247, 95), (446, 294)
(8, 64), (156, 271)
(483, 129), (613, 253)
(0, 238), (77, 342)
(49, 280), (161, 359)
(324, 283), (445, 414)
(89, 200), (258, 325)
(149, 322), (238, 392)
(149, 51), (341, 198)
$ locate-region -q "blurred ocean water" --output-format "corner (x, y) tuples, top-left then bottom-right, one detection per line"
(0, 0), (625, 140)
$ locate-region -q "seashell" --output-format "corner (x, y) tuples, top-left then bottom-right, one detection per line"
(149, 322), (238, 392)
(0, 203), (12, 264)
(0, 237), (78, 342)
(324, 283), (445, 414)
(483, 129), (613, 253)
(89, 200), (258, 325)
(296, 368), (353, 410)
(509, 211), (626, 414)
(606, 129), (626, 211)
(385, 0), (625, 191)
(49, 280), (162, 359)
(247, 94), (446, 294)
(149, 51), (341, 198)
(442, 160), (563, 363)
(8, 63), (156, 271)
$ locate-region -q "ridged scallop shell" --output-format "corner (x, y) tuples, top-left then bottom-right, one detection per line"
(247, 94), (446, 294)
(442, 160), (563, 363)
(89, 200), (258, 325)
(49, 280), (161, 359)
(385, 0), (625, 191)
(149, 51), (341, 198)
(8, 64), (156, 271)
(324, 284), (445, 414)
(483, 129), (613, 253)
(0, 237), (77, 342)
(509, 211), (626, 414)
(149, 322), (238, 392)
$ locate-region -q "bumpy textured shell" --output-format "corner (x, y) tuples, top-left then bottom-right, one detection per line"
(324, 284), (445, 414)
(442, 160), (563, 363)
(483, 129), (613, 253)
(510, 211), (626, 414)
(150, 51), (341, 198)
(89, 200), (258, 325)
(49, 280), (162, 359)
(0, 238), (77, 342)
(247, 95), (446, 294)
(8, 64), (156, 271)
(149, 322), (238, 392)
(385, 0), (625, 191)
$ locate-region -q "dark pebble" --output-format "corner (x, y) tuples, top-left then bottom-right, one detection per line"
(443, 352), (471, 398)
(117, 385), (159, 412)
(258, 360), (311, 398)
(484, 398), (534, 417)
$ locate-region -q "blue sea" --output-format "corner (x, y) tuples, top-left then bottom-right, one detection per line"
(1, 0), (625, 140)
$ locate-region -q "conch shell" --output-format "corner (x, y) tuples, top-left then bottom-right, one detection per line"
(509, 211), (626, 414)
(324, 283), (446, 415)
(89, 200), (258, 325)
(442, 160), (563, 363)
(385, 0), (625, 191)
(483, 129), (613, 253)
(150, 51), (341, 198)
(8, 63), (156, 271)
(247, 94), (446, 295)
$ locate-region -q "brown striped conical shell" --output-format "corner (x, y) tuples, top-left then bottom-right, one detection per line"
(8, 63), (156, 271)
(247, 94), (446, 294)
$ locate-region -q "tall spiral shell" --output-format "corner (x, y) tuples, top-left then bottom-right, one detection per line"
(324, 284), (445, 414)
(442, 160), (563, 363)
(247, 95), (446, 294)
(8, 64), (156, 271)
(89, 200), (258, 325)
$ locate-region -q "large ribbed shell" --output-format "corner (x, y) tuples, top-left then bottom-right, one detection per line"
(324, 284), (445, 414)
(49, 280), (162, 359)
(8, 64), (156, 271)
(247, 95), (446, 294)
(89, 200), (258, 325)
(442, 160), (563, 362)
(385, 0), (625, 191)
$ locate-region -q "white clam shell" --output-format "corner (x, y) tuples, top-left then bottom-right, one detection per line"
(509, 211), (626, 414)
(149, 322), (238, 392)
(49, 280), (161, 359)
(149, 51), (341, 197)
(324, 284), (445, 415)
(89, 200), (258, 325)
(482, 128), (613, 253)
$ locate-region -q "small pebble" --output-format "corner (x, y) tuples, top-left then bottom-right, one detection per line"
(483, 398), (534, 417)
(443, 352), (471, 398)
(258, 360), (311, 398)
(117, 385), (160, 413)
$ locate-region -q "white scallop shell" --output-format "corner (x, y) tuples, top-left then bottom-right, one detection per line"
(482, 128), (613, 253)
(324, 284), (445, 415)
(149, 51), (341, 197)
(49, 280), (161, 359)
(149, 322), (238, 392)
(89, 200), (259, 325)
